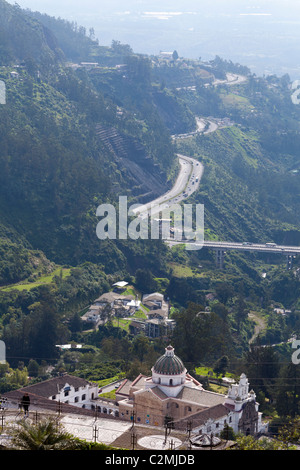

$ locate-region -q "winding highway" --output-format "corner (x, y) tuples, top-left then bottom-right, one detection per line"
(132, 154), (204, 219)
(131, 85), (300, 266)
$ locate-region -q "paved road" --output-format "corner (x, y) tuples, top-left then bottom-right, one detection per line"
(213, 73), (247, 87)
(100, 381), (121, 393)
(132, 154), (204, 219)
(166, 239), (300, 254)
(132, 90), (300, 257)
(172, 117), (219, 140)
(202, 240), (300, 254)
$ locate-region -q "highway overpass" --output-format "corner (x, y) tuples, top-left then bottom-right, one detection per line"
(166, 239), (300, 269)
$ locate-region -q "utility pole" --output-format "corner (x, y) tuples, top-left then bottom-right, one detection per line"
(56, 400), (62, 416)
(169, 439), (175, 450)
(131, 431), (137, 450)
(93, 425), (98, 443)
(131, 411), (136, 429)
(186, 419), (192, 439)
(0, 412), (4, 432)
(164, 415), (174, 445)
(186, 419), (192, 449)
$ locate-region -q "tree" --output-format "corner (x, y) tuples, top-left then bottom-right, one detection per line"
(132, 335), (151, 362)
(233, 434), (282, 450)
(111, 40), (132, 55)
(135, 268), (157, 294)
(215, 282), (234, 305)
(220, 424), (235, 441)
(125, 54), (151, 85)
(276, 363), (300, 418)
(172, 302), (232, 364)
(277, 416), (300, 450)
(235, 295), (248, 330)
(69, 312), (82, 333)
(213, 355), (229, 377)
(28, 359), (39, 377)
(243, 345), (280, 400)
(9, 418), (79, 450)
(212, 302), (228, 321)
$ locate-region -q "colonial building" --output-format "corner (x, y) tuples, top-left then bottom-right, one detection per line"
(116, 345), (267, 436)
(3, 374), (120, 418)
(4, 374), (99, 411)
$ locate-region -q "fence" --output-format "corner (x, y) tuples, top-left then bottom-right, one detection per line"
(0, 398), (195, 450)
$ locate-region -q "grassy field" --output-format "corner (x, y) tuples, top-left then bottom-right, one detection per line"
(221, 92), (255, 112)
(1, 267), (71, 292)
(195, 366), (235, 380)
(112, 307), (147, 332)
(169, 262), (205, 278)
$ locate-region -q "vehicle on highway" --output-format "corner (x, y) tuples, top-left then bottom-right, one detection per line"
(265, 242), (277, 247)
(242, 242), (253, 246)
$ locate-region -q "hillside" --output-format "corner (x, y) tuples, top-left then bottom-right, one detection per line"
(0, 1), (64, 66)
(1, 0), (300, 405)
(0, 0), (179, 274)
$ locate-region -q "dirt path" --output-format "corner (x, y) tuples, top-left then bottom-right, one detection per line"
(248, 312), (267, 344)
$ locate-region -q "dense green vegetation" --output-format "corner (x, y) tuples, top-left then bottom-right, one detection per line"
(1, 0), (300, 434)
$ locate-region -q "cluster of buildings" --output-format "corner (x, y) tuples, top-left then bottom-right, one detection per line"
(81, 284), (176, 339)
(81, 281), (140, 326)
(2, 281), (268, 442)
(79, 285), (269, 437)
(129, 292), (176, 339)
(3, 345), (267, 441)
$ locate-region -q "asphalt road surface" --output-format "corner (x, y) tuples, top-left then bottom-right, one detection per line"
(132, 154), (204, 219)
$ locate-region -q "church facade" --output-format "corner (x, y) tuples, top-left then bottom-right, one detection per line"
(116, 345), (267, 436)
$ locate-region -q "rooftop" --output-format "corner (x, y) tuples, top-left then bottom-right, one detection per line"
(9, 374), (95, 399)
(153, 345), (186, 376)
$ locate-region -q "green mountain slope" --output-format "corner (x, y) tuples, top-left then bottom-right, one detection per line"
(2, 1), (300, 400)
(1, 0), (300, 281)
(0, 0), (179, 278)
(0, 0), (64, 65)
(173, 69), (300, 246)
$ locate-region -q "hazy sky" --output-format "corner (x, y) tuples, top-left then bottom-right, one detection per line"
(7, 0), (300, 77)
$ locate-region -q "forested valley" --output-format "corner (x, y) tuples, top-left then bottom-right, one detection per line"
(1, 0), (300, 427)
